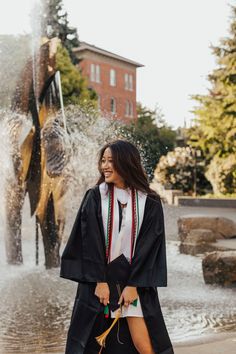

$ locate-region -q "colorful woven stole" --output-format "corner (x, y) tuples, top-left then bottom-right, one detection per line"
(96, 185), (140, 352)
(105, 184), (139, 264)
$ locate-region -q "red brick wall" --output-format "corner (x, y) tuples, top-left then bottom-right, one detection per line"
(78, 56), (137, 121)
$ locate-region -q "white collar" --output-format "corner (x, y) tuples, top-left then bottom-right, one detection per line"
(115, 187), (130, 204)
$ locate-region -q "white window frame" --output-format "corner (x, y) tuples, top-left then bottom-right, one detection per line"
(129, 74), (133, 91)
(90, 63), (101, 83)
(110, 69), (116, 86)
(125, 100), (129, 116)
(124, 73), (133, 91)
(95, 64), (100, 83)
(125, 100), (133, 117)
(129, 101), (133, 117)
(90, 63), (95, 82)
(124, 73), (129, 90)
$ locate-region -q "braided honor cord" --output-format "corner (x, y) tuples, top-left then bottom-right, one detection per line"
(105, 186), (139, 264)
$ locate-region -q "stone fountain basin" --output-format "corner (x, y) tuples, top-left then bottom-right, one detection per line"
(178, 215), (236, 241)
(178, 215), (236, 255)
(178, 215), (236, 286)
(202, 250), (236, 286)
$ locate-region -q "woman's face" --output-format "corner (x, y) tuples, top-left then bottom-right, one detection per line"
(101, 148), (125, 188)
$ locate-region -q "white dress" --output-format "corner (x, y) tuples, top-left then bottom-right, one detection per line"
(110, 188), (144, 318)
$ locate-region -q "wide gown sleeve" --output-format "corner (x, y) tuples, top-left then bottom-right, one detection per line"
(126, 196), (167, 288)
(60, 187), (107, 283)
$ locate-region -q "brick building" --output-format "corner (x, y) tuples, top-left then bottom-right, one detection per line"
(73, 42), (143, 120)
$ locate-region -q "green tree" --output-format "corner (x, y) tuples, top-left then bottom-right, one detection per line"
(123, 104), (176, 180)
(191, 5), (236, 193)
(56, 45), (97, 106)
(42, 0), (79, 63)
(41, 1), (97, 107)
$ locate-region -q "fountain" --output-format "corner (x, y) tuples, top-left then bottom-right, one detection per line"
(0, 1), (235, 353)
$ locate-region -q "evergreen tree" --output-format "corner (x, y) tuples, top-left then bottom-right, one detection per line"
(56, 45), (97, 106)
(191, 5), (236, 193)
(192, 5), (236, 159)
(42, 0), (79, 63)
(40, 1), (97, 107)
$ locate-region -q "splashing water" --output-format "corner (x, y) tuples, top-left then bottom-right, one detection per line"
(0, 109), (32, 218)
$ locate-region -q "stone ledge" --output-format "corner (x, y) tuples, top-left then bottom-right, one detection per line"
(176, 197), (236, 208)
(202, 251), (236, 286)
(178, 216), (236, 240)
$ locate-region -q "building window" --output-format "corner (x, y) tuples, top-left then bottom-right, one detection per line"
(129, 101), (133, 117)
(125, 100), (129, 116)
(124, 73), (133, 91)
(124, 73), (129, 90)
(110, 97), (116, 114)
(90, 64), (95, 82)
(95, 64), (100, 83)
(125, 100), (133, 117)
(97, 95), (101, 109)
(90, 63), (100, 83)
(110, 69), (116, 86)
(129, 74), (133, 91)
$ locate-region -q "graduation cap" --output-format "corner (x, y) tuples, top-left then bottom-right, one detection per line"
(106, 254), (131, 311)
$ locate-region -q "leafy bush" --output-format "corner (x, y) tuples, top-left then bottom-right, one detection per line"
(154, 147), (212, 194)
(205, 154), (236, 194)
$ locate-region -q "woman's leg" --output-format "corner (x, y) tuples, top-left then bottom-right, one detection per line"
(126, 317), (155, 354)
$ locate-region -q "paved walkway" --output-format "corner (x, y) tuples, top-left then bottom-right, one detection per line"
(174, 335), (236, 354)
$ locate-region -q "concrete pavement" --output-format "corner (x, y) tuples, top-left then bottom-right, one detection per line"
(174, 336), (236, 354)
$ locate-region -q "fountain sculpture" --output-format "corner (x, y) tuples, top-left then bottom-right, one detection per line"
(4, 37), (70, 268)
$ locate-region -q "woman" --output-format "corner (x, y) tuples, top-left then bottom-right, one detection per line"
(60, 140), (174, 354)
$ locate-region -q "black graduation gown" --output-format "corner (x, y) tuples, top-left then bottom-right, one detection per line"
(60, 185), (174, 354)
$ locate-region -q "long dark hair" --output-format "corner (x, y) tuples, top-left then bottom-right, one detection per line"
(97, 140), (158, 197)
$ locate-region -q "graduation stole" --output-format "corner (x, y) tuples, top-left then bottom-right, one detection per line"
(105, 184), (140, 263)
(96, 184), (142, 352)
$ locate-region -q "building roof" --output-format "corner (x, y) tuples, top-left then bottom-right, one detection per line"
(73, 41), (144, 68)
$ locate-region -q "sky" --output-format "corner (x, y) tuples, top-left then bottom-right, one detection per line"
(0, 0), (234, 128)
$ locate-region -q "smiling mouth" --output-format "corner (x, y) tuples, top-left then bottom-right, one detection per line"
(104, 171), (113, 177)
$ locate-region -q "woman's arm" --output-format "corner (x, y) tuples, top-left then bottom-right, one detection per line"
(95, 282), (110, 306)
(126, 196), (167, 288)
(118, 286), (138, 307)
(60, 187), (107, 283)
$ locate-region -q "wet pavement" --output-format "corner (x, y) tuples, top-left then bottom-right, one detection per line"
(0, 201), (235, 353)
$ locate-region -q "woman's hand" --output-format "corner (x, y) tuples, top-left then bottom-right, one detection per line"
(95, 282), (110, 306)
(118, 286), (138, 307)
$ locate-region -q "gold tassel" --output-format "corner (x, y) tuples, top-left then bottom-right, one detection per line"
(96, 308), (121, 352)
